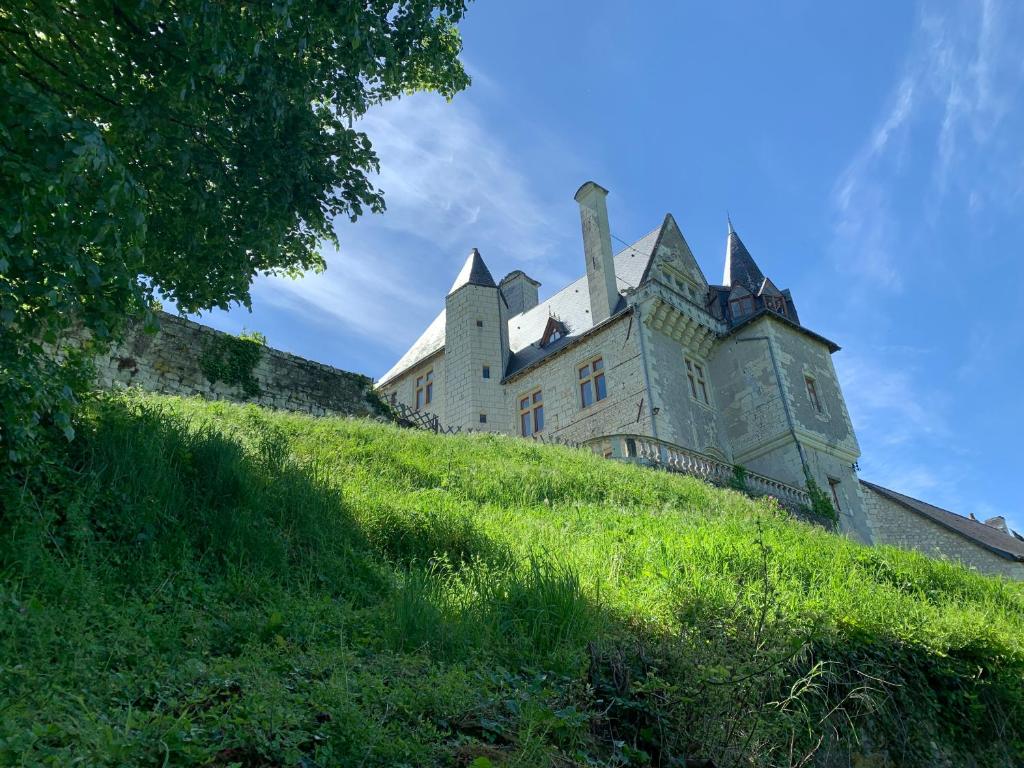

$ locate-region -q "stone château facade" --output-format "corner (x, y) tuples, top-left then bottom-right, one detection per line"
(378, 182), (1024, 579)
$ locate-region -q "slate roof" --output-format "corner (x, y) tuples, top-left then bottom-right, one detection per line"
(723, 224), (766, 293)
(378, 309), (446, 386)
(723, 307), (840, 353)
(861, 480), (1024, 562)
(449, 248), (497, 293)
(377, 228), (660, 386)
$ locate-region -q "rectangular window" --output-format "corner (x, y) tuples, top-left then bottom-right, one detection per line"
(805, 376), (822, 413)
(479, 413), (487, 424)
(415, 369), (433, 409)
(482, 365), (490, 379)
(730, 295), (755, 319)
(519, 389), (544, 436)
(828, 478), (842, 511)
(685, 358), (709, 405)
(476, 320), (483, 327)
(578, 356), (607, 408)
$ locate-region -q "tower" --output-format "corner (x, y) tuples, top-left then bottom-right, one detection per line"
(443, 249), (510, 432)
(711, 222), (871, 541)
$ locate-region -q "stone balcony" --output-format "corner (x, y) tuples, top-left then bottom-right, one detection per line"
(584, 432), (814, 514)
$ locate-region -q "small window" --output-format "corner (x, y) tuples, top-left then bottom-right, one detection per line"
(685, 358), (709, 405)
(730, 295), (755, 320)
(765, 295), (787, 316)
(482, 365), (490, 379)
(479, 413), (487, 424)
(519, 389), (544, 436)
(414, 369), (433, 409)
(828, 478), (842, 511)
(476, 320), (483, 327)
(805, 376), (822, 413)
(579, 356), (607, 408)
(541, 317), (568, 347)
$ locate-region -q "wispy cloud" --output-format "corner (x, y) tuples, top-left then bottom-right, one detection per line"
(836, 350), (949, 449)
(250, 89), (579, 364)
(835, 350), (965, 504)
(830, 0), (1024, 290)
(827, 0), (1024, 531)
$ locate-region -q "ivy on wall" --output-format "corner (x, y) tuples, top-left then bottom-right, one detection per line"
(803, 476), (838, 525)
(199, 330), (266, 398)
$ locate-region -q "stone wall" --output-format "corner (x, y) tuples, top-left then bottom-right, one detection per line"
(859, 483), (1024, 579)
(82, 312), (387, 418)
(503, 312), (650, 442)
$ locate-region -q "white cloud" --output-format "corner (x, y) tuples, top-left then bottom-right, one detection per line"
(836, 351), (950, 451)
(250, 89), (580, 362)
(830, 0), (1024, 290)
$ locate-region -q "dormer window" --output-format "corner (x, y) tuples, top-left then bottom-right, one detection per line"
(730, 295), (755, 319)
(765, 295), (786, 316)
(540, 317), (568, 347)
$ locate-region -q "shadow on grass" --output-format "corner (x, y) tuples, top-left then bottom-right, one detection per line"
(5, 399), (1021, 768)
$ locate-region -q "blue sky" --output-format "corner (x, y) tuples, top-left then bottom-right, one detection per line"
(198, 0), (1024, 531)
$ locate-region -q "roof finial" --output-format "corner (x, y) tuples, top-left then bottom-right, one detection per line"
(726, 212), (733, 234)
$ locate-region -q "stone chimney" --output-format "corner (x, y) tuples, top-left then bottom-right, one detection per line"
(499, 270), (541, 317)
(574, 181), (619, 324)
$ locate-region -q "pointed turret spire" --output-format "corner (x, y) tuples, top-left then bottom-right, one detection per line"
(722, 223), (765, 293)
(448, 248), (497, 295)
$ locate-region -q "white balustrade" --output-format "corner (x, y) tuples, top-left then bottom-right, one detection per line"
(592, 433), (811, 510)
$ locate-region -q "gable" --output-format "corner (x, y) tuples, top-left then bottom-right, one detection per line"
(645, 213), (709, 291)
(540, 316), (569, 347)
(757, 277), (782, 297)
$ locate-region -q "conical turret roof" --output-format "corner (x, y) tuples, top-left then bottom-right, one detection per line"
(723, 221), (766, 294)
(448, 248), (497, 294)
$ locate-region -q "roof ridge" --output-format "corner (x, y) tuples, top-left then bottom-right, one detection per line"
(860, 480), (1024, 561)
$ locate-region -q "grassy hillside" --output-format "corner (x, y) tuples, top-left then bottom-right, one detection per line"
(2, 392), (1023, 767)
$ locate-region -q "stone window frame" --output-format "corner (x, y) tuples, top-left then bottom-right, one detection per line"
(827, 477), (842, 512)
(518, 388), (544, 437)
(684, 356), (711, 407)
(414, 369), (433, 410)
(804, 373), (828, 419)
(577, 355), (608, 409)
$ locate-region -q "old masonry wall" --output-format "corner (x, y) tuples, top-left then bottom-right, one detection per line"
(75, 312), (387, 418)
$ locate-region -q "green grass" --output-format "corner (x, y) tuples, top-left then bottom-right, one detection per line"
(2, 391), (1022, 767)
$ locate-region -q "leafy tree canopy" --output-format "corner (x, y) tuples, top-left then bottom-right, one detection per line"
(0, 0), (471, 460)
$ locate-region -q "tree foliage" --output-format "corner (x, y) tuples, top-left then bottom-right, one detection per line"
(0, 0), (470, 461)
